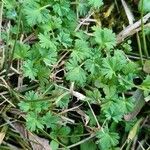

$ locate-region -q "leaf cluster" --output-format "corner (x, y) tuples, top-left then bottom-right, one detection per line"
(2, 0), (149, 149)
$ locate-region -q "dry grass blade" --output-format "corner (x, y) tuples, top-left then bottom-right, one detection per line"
(0, 94), (15, 107)
(75, 11), (94, 31)
(127, 118), (143, 143)
(121, 0), (135, 25)
(0, 126), (7, 144)
(117, 12), (150, 43)
(124, 89), (145, 121)
(11, 122), (52, 150)
(59, 104), (82, 115)
(28, 132), (52, 150)
(72, 91), (86, 101)
(55, 84), (86, 101)
(76, 108), (90, 126)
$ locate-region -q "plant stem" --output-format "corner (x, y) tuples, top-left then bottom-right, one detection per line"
(40, 4), (51, 10)
(58, 133), (96, 149)
(40, 129), (67, 149)
(87, 100), (101, 128)
(5, 5), (22, 79)
(0, 1), (3, 40)
(141, 0), (149, 58)
(136, 32), (144, 65)
(114, 0), (120, 13)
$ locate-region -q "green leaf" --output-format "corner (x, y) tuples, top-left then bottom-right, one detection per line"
(53, 1), (70, 16)
(101, 57), (117, 79)
(101, 98), (123, 122)
(38, 33), (57, 51)
(93, 27), (116, 50)
(118, 74), (135, 90)
(102, 97), (134, 122)
(14, 42), (30, 59)
(77, 1), (89, 15)
(88, 0), (103, 9)
(37, 66), (50, 84)
(86, 89), (101, 103)
(97, 128), (119, 150)
(84, 49), (101, 75)
(39, 22), (53, 32)
(43, 112), (59, 129)
(23, 3), (50, 26)
(138, 0), (150, 13)
(141, 75), (150, 89)
(80, 140), (97, 150)
(25, 90), (39, 100)
(125, 119), (137, 132)
(113, 50), (127, 70)
(119, 98), (134, 114)
(18, 101), (30, 112)
(3, 0), (17, 10)
(39, 48), (57, 67)
(63, 10), (77, 31)
(56, 95), (70, 108)
(50, 16), (62, 29)
(71, 124), (84, 143)
(71, 39), (91, 62)
(57, 31), (72, 48)
(101, 50), (127, 79)
(59, 126), (71, 136)
(26, 112), (44, 131)
(23, 0), (40, 5)
(66, 59), (87, 85)
(50, 140), (59, 150)
(86, 110), (100, 126)
(103, 85), (117, 99)
(84, 59), (99, 75)
(121, 40), (132, 52)
(50, 126), (70, 145)
(23, 60), (38, 80)
(122, 61), (138, 75)
(143, 60), (150, 73)
(18, 91), (49, 113)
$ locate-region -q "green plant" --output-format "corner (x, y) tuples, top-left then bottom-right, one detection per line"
(96, 127), (120, 150)
(1, 0), (150, 149)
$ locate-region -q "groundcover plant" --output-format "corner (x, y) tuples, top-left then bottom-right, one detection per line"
(0, 0), (150, 149)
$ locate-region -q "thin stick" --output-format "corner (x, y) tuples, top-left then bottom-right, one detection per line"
(121, 0), (134, 25)
(59, 104), (82, 115)
(114, 0), (120, 13)
(138, 141), (146, 150)
(0, 94), (15, 107)
(58, 133), (96, 149)
(55, 84), (86, 101)
(75, 11), (94, 31)
(51, 51), (69, 72)
(87, 100), (101, 129)
(0, 99), (6, 106)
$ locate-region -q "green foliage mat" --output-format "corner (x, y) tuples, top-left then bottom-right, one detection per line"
(0, 0), (150, 149)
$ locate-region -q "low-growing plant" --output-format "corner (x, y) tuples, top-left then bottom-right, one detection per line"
(1, 0), (150, 149)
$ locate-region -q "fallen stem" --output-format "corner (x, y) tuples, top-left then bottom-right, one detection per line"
(58, 133), (96, 149)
